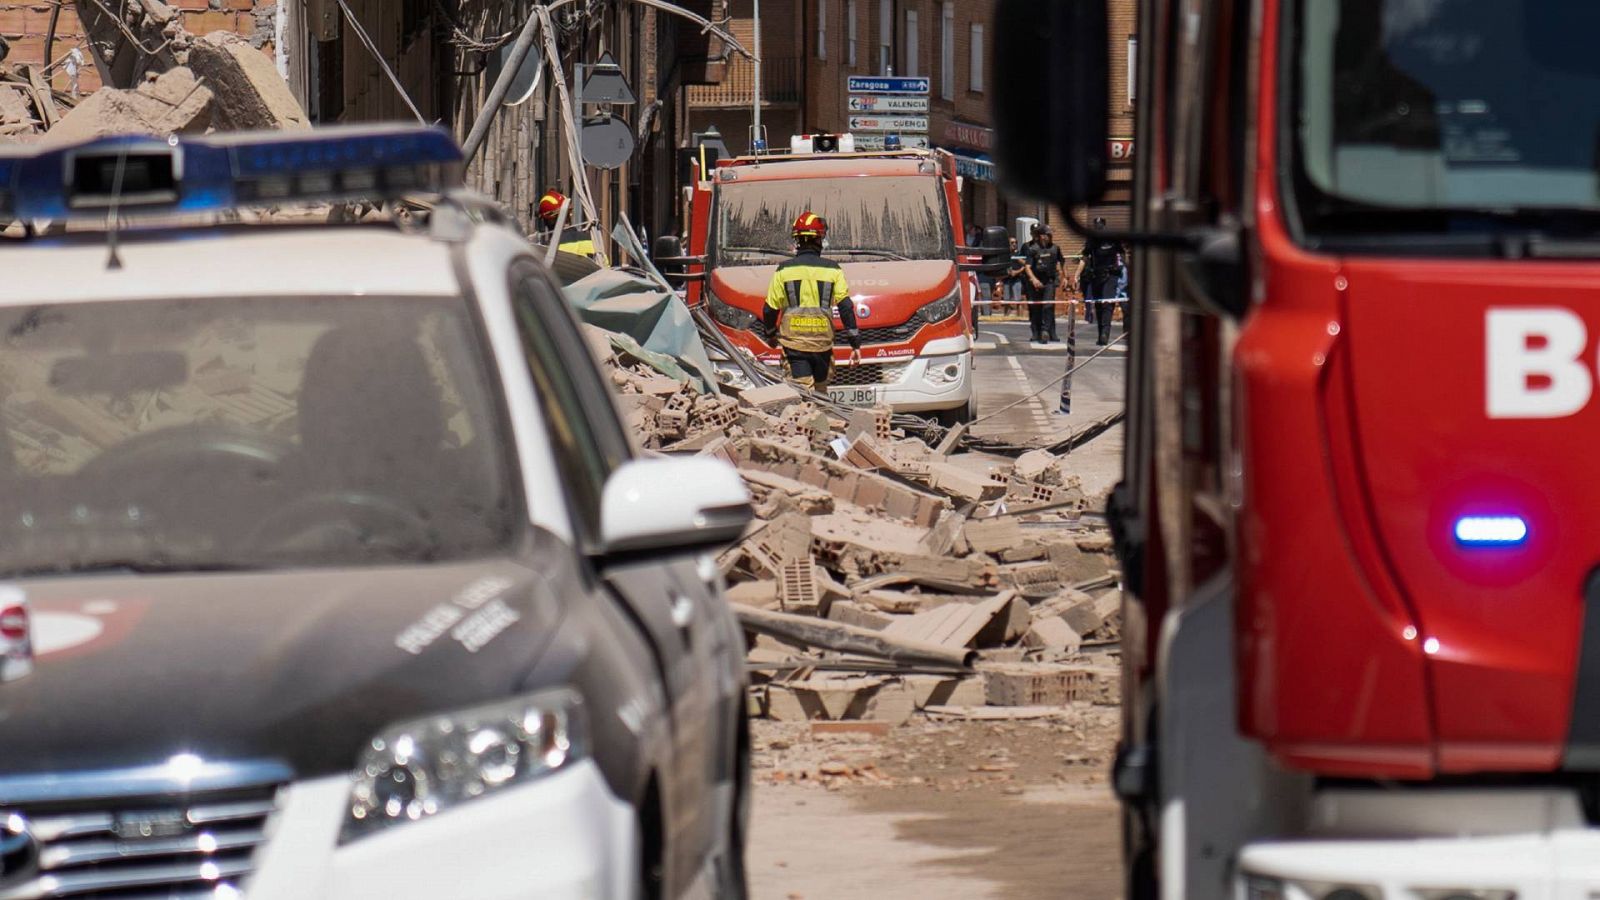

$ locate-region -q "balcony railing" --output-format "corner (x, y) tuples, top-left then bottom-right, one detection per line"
(688, 56), (801, 108)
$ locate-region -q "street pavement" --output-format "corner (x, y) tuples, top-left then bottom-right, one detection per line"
(968, 312), (1128, 498)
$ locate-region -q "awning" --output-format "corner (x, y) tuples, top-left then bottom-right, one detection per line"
(944, 147), (996, 183)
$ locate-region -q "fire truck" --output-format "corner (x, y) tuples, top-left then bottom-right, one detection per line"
(657, 135), (985, 425)
(994, 0), (1600, 897)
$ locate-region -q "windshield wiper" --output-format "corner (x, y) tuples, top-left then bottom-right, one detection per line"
(3, 558), (267, 579)
(829, 249), (912, 261)
(720, 245), (790, 256)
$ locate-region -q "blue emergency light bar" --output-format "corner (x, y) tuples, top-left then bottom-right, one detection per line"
(0, 124), (463, 222)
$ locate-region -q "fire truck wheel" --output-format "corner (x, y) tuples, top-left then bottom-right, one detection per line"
(934, 396), (977, 427)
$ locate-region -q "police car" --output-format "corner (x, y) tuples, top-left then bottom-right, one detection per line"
(0, 126), (754, 899)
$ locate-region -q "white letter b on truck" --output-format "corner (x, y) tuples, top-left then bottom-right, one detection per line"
(1487, 308), (1592, 419)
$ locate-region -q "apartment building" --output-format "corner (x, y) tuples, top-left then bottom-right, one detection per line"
(687, 0), (1139, 252)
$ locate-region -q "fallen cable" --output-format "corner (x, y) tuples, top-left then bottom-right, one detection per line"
(335, 0), (426, 124)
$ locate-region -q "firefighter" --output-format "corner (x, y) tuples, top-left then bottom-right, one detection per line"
(535, 189), (600, 259)
(761, 212), (862, 392)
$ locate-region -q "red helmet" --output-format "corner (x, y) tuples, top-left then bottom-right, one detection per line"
(537, 189), (567, 224)
(792, 211), (827, 241)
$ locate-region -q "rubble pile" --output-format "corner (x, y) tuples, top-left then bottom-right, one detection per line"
(598, 333), (1123, 728)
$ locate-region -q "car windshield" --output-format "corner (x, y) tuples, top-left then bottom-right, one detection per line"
(1297, 0), (1600, 213)
(714, 175), (953, 265)
(0, 296), (518, 577)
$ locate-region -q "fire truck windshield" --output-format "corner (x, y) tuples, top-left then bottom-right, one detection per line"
(713, 176), (953, 266)
(1295, 0), (1600, 224)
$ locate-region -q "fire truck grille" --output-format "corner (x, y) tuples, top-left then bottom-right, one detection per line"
(3, 783), (282, 898)
(831, 362), (910, 386)
(858, 322), (924, 345)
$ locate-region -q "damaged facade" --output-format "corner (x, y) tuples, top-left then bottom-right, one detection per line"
(1, 0), (742, 240)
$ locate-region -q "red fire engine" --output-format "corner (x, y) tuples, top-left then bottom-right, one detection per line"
(995, 0), (1600, 896)
(659, 135), (987, 425)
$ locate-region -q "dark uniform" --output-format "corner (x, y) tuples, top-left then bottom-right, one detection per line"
(761, 249), (861, 391)
(1023, 238), (1064, 343)
(1082, 236), (1125, 345)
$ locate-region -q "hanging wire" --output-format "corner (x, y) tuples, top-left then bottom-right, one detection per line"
(333, 0), (427, 124)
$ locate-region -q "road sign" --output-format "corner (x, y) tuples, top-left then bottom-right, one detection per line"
(847, 94), (929, 113)
(581, 114), (634, 169)
(846, 76), (930, 95)
(854, 135), (930, 150)
(848, 115), (930, 134)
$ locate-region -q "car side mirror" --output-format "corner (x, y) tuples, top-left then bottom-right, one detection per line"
(652, 234), (705, 283)
(598, 457), (752, 559)
(959, 225), (1015, 273)
(992, 0), (1109, 211)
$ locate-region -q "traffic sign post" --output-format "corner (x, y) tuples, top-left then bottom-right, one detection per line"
(847, 75), (931, 147)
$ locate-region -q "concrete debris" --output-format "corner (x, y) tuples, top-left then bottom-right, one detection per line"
(186, 31), (309, 131)
(48, 67), (214, 144)
(590, 322), (1121, 727)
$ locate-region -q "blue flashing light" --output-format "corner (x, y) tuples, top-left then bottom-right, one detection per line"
(884, 134), (903, 150)
(1454, 515), (1529, 547)
(753, 138), (769, 153)
(0, 124), (462, 222)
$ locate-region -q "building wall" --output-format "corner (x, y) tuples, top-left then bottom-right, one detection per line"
(692, 0), (1140, 259)
(0, 0), (277, 96)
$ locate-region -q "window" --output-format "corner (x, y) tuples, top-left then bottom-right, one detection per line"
(0, 295), (518, 575)
(879, 0), (892, 74)
(940, 3), (954, 100)
(903, 9), (919, 77)
(509, 264), (631, 547)
(816, 0), (828, 61)
(1127, 35), (1138, 105)
(847, 0), (858, 68)
(970, 23), (984, 92)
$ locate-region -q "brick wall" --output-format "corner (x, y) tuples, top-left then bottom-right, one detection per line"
(689, 0), (1140, 255)
(0, 0), (276, 95)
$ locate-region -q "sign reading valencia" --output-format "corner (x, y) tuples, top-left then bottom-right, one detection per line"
(848, 94), (930, 113)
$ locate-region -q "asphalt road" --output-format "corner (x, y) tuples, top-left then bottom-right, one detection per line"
(744, 311), (1131, 900)
(969, 312), (1128, 499)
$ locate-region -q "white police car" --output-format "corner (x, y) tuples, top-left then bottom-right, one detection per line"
(0, 126), (754, 899)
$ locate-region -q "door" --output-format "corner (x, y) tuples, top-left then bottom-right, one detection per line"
(506, 261), (724, 892)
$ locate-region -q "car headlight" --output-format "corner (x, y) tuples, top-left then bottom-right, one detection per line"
(707, 289), (761, 331)
(339, 688), (587, 842)
(921, 353), (966, 386)
(918, 286), (961, 324)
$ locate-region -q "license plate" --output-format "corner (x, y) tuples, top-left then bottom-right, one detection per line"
(828, 386), (881, 406)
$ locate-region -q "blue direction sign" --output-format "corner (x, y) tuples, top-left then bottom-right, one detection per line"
(846, 75), (930, 95)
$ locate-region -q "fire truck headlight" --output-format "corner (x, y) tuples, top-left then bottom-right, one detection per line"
(707, 290), (761, 332)
(1453, 515), (1528, 547)
(919, 287), (961, 324)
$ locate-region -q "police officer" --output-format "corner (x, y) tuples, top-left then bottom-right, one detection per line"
(761, 212), (862, 392)
(1075, 217), (1127, 346)
(1022, 223), (1064, 344)
(536, 189), (602, 260)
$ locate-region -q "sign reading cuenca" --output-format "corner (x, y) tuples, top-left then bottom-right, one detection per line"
(849, 115), (930, 134)
(847, 76), (931, 95)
